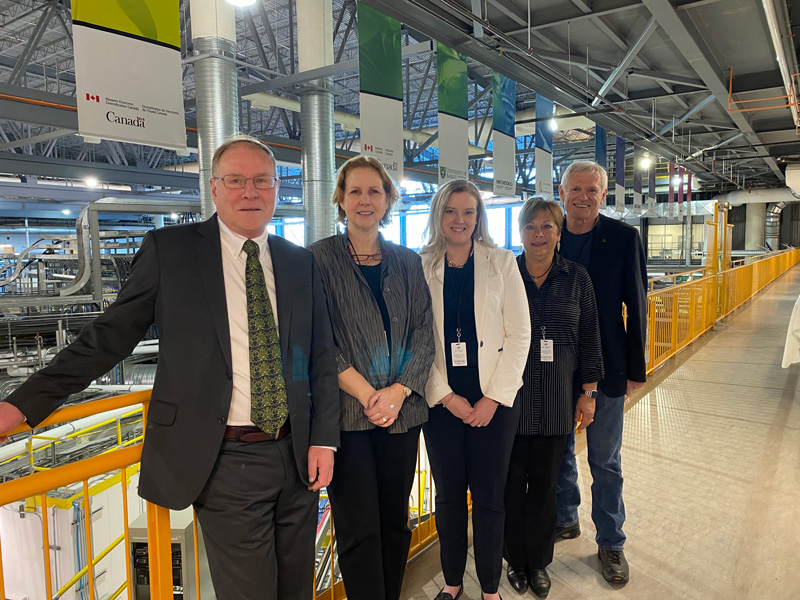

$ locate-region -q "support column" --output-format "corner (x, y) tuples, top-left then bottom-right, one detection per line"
(744, 202), (767, 250)
(190, 0), (239, 220)
(298, 0), (336, 244)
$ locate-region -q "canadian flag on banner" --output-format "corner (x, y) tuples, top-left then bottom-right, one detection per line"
(85, 93), (100, 102)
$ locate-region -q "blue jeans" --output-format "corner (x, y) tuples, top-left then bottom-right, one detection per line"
(556, 390), (626, 551)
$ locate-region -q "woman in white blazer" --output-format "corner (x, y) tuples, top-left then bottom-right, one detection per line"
(419, 179), (531, 600)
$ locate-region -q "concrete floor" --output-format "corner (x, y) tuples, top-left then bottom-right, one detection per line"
(400, 265), (800, 600)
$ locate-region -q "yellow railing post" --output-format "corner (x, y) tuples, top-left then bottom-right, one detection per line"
(40, 493), (53, 600)
(670, 292), (679, 355)
(146, 502), (173, 600)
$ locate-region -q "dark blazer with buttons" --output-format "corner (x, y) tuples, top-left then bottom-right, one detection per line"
(562, 214), (647, 398)
(4, 215), (340, 510)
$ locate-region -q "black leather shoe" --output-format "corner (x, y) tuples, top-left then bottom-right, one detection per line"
(530, 568), (551, 598)
(598, 548), (630, 584)
(433, 586), (463, 600)
(506, 565), (528, 593)
(554, 522), (581, 539)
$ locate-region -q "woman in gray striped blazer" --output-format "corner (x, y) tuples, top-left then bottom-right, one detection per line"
(308, 156), (434, 600)
(420, 179), (531, 600)
(503, 197), (603, 598)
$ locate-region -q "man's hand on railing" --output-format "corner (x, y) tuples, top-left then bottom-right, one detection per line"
(0, 402), (26, 444)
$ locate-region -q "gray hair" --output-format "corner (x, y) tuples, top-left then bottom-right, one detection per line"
(560, 161), (608, 193)
(420, 179), (495, 260)
(211, 134), (276, 176)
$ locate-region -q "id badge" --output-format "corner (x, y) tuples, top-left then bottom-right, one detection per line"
(451, 342), (468, 367)
(540, 339), (554, 362)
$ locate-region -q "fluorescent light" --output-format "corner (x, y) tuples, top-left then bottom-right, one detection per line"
(62, 209), (71, 215)
(549, 118), (558, 131)
(85, 177), (98, 188)
(226, 0), (256, 6)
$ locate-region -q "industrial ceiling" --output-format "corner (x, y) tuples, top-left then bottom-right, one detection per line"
(0, 0), (799, 216)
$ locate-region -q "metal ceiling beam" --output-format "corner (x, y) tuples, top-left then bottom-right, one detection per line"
(592, 17), (658, 106)
(651, 94), (716, 137)
(641, 0), (784, 180)
(0, 127), (76, 151)
(7, 0), (58, 85)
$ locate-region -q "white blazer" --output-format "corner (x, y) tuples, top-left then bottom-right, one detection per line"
(421, 243), (531, 408)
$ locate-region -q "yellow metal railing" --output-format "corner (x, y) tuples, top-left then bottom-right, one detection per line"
(646, 248), (800, 375)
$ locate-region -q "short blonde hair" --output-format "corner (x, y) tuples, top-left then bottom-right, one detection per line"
(518, 197), (564, 232)
(560, 161), (608, 192)
(331, 156), (399, 227)
(420, 179), (495, 259)
(211, 134), (276, 176)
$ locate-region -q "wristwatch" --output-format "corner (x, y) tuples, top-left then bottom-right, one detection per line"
(402, 385), (412, 398)
(582, 389), (598, 399)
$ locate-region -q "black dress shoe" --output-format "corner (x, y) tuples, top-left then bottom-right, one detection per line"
(554, 522), (581, 539)
(433, 586), (463, 600)
(530, 568), (551, 598)
(506, 565), (529, 593)
(598, 548), (630, 584)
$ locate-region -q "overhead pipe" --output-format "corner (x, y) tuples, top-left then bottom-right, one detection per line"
(190, 0), (239, 220)
(765, 202), (786, 251)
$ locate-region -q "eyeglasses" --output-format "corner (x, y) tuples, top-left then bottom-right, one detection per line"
(212, 175), (281, 189)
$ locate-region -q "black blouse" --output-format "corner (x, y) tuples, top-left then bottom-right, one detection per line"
(443, 255), (482, 403)
(515, 252), (604, 436)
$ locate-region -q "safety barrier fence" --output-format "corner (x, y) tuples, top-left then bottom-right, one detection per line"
(646, 248), (800, 374)
(0, 248), (798, 599)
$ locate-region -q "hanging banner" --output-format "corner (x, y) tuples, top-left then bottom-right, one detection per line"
(648, 158), (657, 214)
(668, 161), (676, 218)
(72, 0), (186, 151)
(358, 3), (403, 180)
(615, 135), (625, 213)
(677, 166), (685, 220)
(534, 94), (554, 198)
(492, 72), (516, 198)
(595, 126), (607, 171)
(633, 145), (643, 215)
(437, 43), (469, 185)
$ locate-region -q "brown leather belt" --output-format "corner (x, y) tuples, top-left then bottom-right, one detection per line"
(223, 423), (291, 443)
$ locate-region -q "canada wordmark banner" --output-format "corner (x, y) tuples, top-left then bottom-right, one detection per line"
(492, 72), (516, 198)
(357, 3), (403, 180)
(72, 0), (186, 151)
(437, 43), (469, 185)
(534, 94), (554, 198)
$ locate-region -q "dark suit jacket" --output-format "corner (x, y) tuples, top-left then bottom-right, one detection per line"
(5, 215), (339, 509)
(562, 214), (648, 398)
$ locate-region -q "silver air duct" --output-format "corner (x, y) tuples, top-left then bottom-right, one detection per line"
(193, 37), (239, 220)
(766, 202), (786, 251)
(301, 78), (337, 245)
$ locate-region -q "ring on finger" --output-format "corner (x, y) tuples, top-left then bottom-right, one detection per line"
(382, 417), (387, 423)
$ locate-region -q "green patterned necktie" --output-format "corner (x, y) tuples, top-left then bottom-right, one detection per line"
(243, 240), (288, 435)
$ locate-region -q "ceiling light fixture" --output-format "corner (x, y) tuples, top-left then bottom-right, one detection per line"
(225, 0), (257, 7)
(85, 177), (98, 188)
(549, 118), (558, 131)
(641, 157), (651, 170)
(62, 209), (71, 215)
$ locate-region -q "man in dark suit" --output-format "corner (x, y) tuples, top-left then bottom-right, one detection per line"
(0, 136), (340, 599)
(553, 161), (647, 585)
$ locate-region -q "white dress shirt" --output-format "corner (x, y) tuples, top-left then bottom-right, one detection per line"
(218, 220), (279, 426)
(782, 293), (800, 368)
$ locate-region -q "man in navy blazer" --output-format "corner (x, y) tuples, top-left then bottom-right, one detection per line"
(0, 136), (340, 599)
(554, 161), (647, 585)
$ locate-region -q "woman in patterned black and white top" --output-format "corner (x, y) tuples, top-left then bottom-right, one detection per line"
(503, 197), (604, 599)
(308, 155), (434, 600)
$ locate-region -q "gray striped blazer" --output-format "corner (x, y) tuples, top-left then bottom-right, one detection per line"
(309, 233), (434, 433)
